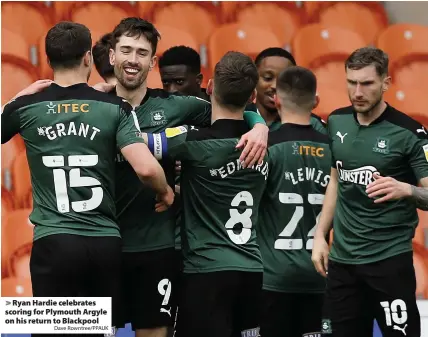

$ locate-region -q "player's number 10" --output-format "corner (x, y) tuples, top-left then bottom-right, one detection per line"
(42, 155), (103, 213)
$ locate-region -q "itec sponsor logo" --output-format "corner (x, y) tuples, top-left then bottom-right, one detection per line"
(47, 102), (89, 114)
(292, 142), (325, 157)
(336, 161), (379, 186)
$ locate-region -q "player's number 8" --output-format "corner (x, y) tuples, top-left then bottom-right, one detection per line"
(225, 191), (253, 245)
(42, 155), (103, 213)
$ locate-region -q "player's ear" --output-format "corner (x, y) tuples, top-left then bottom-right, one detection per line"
(196, 73), (203, 86)
(206, 79), (213, 96)
(248, 89), (257, 103)
(83, 51), (92, 67)
(274, 94), (281, 110)
(149, 55), (157, 70)
(109, 48), (115, 66)
(313, 94), (320, 110)
(382, 75), (391, 93)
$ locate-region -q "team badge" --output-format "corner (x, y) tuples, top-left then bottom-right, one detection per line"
(150, 110), (167, 126)
(321, 319), (332, 334)
(373, 137), (390, 154)
(165, 126), (187, 138)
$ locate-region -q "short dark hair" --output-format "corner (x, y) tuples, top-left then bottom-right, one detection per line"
(255, 47), (296, 67)
(276, 66), (317, 111)
(213, 51), (259, 110)
(92, 33), (114, 81)
(45, 21), (92, 70)
(158, 46), (201, 74)
(345, 47), (389, 77)
(111, 17), (160, 55)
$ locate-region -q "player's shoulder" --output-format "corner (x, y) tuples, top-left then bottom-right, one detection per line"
(164, 124), (210, 142)
(268, 124), (329, 146)
(327, 106), (354, 121)
(383, 104), (428, 139)
(148, 88), (210, 104)
(310, 112), (327, 126)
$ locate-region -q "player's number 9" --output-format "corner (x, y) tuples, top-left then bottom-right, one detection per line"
(42, 155), (103, 213)
(225, 191), (254, 245)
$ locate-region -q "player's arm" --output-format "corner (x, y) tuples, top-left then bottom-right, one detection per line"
(366, 131), (428, 208)
(1, 99), (22, 144)
(182, 96), (269, 168)
(312, 168), (337, 277)
(117, 106), (174, 209)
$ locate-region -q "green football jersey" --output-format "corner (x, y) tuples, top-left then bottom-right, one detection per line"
(328, 104), (428, 264)
(245, 103), (327, 134)
(1, 83), (144, 241)
(114, 89), (265, 252)
(147, 120), (268, 273)
(259, 123), (330, 293)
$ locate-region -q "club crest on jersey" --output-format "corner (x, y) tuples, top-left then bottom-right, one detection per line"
(373, 137), (390, 154)
(165, 126), (187, 138)
(321, 319), (332, 334)
(150, 110), (166, 126)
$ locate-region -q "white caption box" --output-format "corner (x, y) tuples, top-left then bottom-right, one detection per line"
(0, 297), (112, 334)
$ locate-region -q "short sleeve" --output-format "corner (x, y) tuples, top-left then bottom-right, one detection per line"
(181, 96), (212, 127)
(116, 102), (145, 149)
(407, 133), (428, 181)
(1, 98), (22, 144)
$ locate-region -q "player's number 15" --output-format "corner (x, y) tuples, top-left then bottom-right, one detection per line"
(42, 155), (103, 213)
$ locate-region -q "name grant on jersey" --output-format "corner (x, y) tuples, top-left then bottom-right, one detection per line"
(210, 159), (269, 180)
(39, 122), (101, 141)
(336, 160), (379, 186)
(285, 166), (330, 187)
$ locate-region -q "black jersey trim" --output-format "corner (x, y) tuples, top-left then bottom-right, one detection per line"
(268, 123), (329, 146)
(186, 119), (250, 141)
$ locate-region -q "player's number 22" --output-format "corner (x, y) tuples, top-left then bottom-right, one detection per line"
(42, 155), (103, 213)
(275, 193), (324, 250)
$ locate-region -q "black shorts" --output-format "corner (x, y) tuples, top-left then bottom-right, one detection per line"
(322, 252), (420, 337)
(175, 271), (263, 337)
(121, 248), (179, 330)
(30, 234), (122, 327)
(261, 291), (323, 337)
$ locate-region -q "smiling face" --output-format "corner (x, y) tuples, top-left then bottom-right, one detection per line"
(256, 56), (295, 113)
(109, 33), (156, 90)
(346, 64), (390, 114)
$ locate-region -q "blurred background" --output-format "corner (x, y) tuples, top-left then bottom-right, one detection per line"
(1, 1), (428, 336)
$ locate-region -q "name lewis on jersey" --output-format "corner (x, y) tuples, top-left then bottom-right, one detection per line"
(284, 167), (330, 187)
(336, 160), (379, 186)
(209, 159), (269, 180)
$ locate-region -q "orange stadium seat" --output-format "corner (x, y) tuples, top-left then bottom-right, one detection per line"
(2, 55), (40, 105)
(292, 24), (366, 91)
(147, 67), (163, 89)
(236, 3), (302, 50)
(3, 209), (34, 279)
(1, 29), (32, 65)
(1, 135), (26, 191)
(153, 2), (217, 61)
(377, 24), (428, 85)
(313, 85), (350, 121)
(413, 243), (428, 299)
(384, 86), (428, 126)
(292, 24), (366, 69)
(155, 25), (199, 57)
(208, 23), (282, 68)
(1, 2), (53, 46)
(418, 209), (428, 229)
(317, 2), (388, 44)
(414, 225), (425, 247)
(11, 151), (32, 209)
(67, 2), (137, 36)
(1, 187), (15, 278)
(1, 277), (32, 297)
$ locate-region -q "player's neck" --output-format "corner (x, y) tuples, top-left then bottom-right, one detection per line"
(256, 101), (278, 126)
(279, 109), (311, 125)
(211, 101), (244, 123)
(53, 71), (87, 87)
(116, 82), (147, 108)
(357, 100), (388, 126)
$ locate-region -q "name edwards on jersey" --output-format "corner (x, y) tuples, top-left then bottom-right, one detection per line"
(209, 159), (269, 180)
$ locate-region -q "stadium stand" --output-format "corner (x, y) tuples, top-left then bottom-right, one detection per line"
(1, 3), (428, 336)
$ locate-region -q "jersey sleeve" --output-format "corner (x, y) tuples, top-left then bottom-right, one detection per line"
(327, 116), (337, 169)
(407, 132), (428, 181)
(1, 99), (21, 144)
(181, 96), (212, 127)
(146, 126), (190, 160)
(116, 101), (145, 149)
